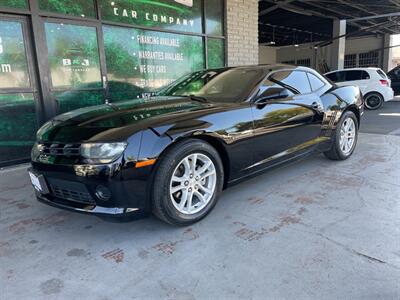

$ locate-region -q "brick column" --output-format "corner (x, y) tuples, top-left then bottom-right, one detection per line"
(225, 0), (259, 66)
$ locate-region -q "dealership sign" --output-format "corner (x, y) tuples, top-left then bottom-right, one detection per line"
(112, 7), (195, 27)
(100, 0), (202, 33)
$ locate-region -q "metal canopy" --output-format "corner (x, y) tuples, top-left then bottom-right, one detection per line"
(259, 0), (400, 46)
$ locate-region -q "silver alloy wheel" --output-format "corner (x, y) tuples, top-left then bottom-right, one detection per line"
(339, 117), (356, 155)
(170, 153), (217, 215)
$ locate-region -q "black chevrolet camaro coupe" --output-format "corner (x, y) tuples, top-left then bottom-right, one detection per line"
(29, 65), (363, 225)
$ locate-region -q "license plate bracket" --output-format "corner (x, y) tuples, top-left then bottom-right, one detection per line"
(29, 171), (50, 194)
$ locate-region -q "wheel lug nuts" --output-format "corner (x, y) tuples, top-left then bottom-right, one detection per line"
(184, 181), (189, 186)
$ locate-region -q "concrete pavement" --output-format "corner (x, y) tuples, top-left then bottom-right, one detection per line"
(360, 99), (400, 135)
(1, 132), (399, 300)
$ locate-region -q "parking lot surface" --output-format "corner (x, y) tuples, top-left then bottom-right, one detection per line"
(1, 104), (400, 300)
(360, 99), (400, 135)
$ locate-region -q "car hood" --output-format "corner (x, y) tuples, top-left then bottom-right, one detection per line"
(37, 96), (215, 143)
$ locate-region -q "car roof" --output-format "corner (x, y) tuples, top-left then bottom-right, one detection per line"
(325, 67), (382, 74)
(208, 64), (313, 73)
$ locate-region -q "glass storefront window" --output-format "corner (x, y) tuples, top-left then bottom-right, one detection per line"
(0, 0), (28, 9)
(0, 0), (226, 166)
(39, 0), (96, 18)
(207, 38), (224, 69)
(205, 0), (223, 36)
(0, 20), (30, 88)
(54, 90), (104, 114)
(0, 93), (37, 163)
(99, 0), (202, 34)
(45, 22), (101, 89)
(103, 25), (204, 101)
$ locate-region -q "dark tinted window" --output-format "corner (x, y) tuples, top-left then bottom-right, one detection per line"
(158, 68), (265, 103)
(361, 71), (370, 80)
(271, 71), (311, 94)
(344, 70), (362, 81)
(388, 66), (400, 78)
(325, 72), (338, 82)
(258, 78), (294, 98)
(325, 71), (345, 83)
(376, 69), (387, 79)
(307, 73), (325, 91)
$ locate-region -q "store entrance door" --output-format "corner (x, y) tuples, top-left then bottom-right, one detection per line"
(41, 18), (107, 115)
(0, 14), (40, 165)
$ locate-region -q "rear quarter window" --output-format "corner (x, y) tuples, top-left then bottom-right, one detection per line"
(307, 73), (325, 91)
(271, 70), (312, 94)
(376, 69), (387, 79)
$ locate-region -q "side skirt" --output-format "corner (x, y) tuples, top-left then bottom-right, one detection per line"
(225, 148), (316, 188)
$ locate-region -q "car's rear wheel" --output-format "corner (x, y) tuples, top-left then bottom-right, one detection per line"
(364, 92), (384, 110)
(152, 139), (224, 226)
(324, 111), (358, 160)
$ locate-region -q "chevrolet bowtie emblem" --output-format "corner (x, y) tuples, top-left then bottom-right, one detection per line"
(174, 0), (193, 7)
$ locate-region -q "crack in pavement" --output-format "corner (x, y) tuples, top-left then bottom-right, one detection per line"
(315, 232), (400, 270)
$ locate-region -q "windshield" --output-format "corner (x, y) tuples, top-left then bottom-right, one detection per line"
(157, 68), (265, 103)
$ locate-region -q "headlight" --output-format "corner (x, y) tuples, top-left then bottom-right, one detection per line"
(36, 120), (54, 140)
(80, 142), (127, 164)
(31, 142), (45, 161)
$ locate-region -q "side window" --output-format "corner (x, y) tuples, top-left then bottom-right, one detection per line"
(271, 70), (312, 94)
(326, 71), (346, 83)
(336, 71), (346, 82)
(258, 78), (294, 98)
(307, 73), (325, 91)
(325, 72), (338, 82)
(344, 70), (362, 81)
(361, 71), (370, 80)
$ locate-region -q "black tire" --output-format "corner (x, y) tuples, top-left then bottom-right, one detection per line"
(324, 111), (358, 161)
(152, 139), (224, 226)
(364, 92), (384, 110)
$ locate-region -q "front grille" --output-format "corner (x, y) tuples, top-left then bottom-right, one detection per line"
(41, 143), (81, 157)
(50, 185), (95, 205)
(47, 178), (95, 205)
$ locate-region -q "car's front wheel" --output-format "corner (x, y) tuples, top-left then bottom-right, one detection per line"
(152, 139), (224, 225)
(324, 111), (358, 160)
(364, 92), (384, 110)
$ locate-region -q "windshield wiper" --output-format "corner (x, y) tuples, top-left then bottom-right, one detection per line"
(188, 94), (208, 103)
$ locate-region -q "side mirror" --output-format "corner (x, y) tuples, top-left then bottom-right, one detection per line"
(256, 87), (289, 103)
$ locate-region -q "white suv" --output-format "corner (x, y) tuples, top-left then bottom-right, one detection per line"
(324, 68), (394, 110)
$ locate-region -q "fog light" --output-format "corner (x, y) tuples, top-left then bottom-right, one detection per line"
(95, 185), (111, 201)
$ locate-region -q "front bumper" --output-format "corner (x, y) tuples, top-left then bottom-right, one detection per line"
(28, 160), (153, 220)
(36, 192), (146, 221)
